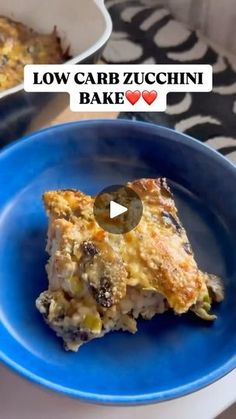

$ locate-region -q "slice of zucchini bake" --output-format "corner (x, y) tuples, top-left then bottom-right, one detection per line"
(36, 178), (224, 351)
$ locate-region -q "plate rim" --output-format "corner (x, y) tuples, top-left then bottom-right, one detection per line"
(0, 119), (235, 174)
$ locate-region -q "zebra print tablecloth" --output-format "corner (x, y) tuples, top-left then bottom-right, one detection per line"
(103, 0), (236, 164)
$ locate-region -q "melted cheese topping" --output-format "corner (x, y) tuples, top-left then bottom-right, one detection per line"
(43, 179), (207, 314)
(36, 178), (219, 351)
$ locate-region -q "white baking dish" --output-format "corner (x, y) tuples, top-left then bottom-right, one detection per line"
(0, 0), (112, 144)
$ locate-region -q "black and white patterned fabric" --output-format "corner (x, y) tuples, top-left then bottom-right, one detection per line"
(103, 0), (236, 164)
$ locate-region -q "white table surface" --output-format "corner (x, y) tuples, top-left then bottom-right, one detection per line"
(1, 363), (235, 419)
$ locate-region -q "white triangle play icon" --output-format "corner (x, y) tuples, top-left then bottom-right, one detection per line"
(110, 201), (128, 219)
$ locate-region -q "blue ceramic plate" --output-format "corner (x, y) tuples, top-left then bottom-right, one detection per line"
(0, 120), (236, 404)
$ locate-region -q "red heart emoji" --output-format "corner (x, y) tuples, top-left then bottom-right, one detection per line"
(142, 90), (158, 105)
(125, 90), (141, 105)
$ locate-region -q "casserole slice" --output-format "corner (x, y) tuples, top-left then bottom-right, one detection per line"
(36, 178), (224, 351)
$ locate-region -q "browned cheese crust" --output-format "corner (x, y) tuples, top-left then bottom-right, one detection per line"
(43, 179), (208, 314)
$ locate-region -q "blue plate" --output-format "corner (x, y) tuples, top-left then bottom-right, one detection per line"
(0, 120), (236, 404)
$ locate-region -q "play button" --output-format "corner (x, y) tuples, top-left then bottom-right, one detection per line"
(110, 201), (128, 219)
(93, 184), (143, 234)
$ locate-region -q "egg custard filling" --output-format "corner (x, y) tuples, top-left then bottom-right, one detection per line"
(36, 178), (224, 351)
